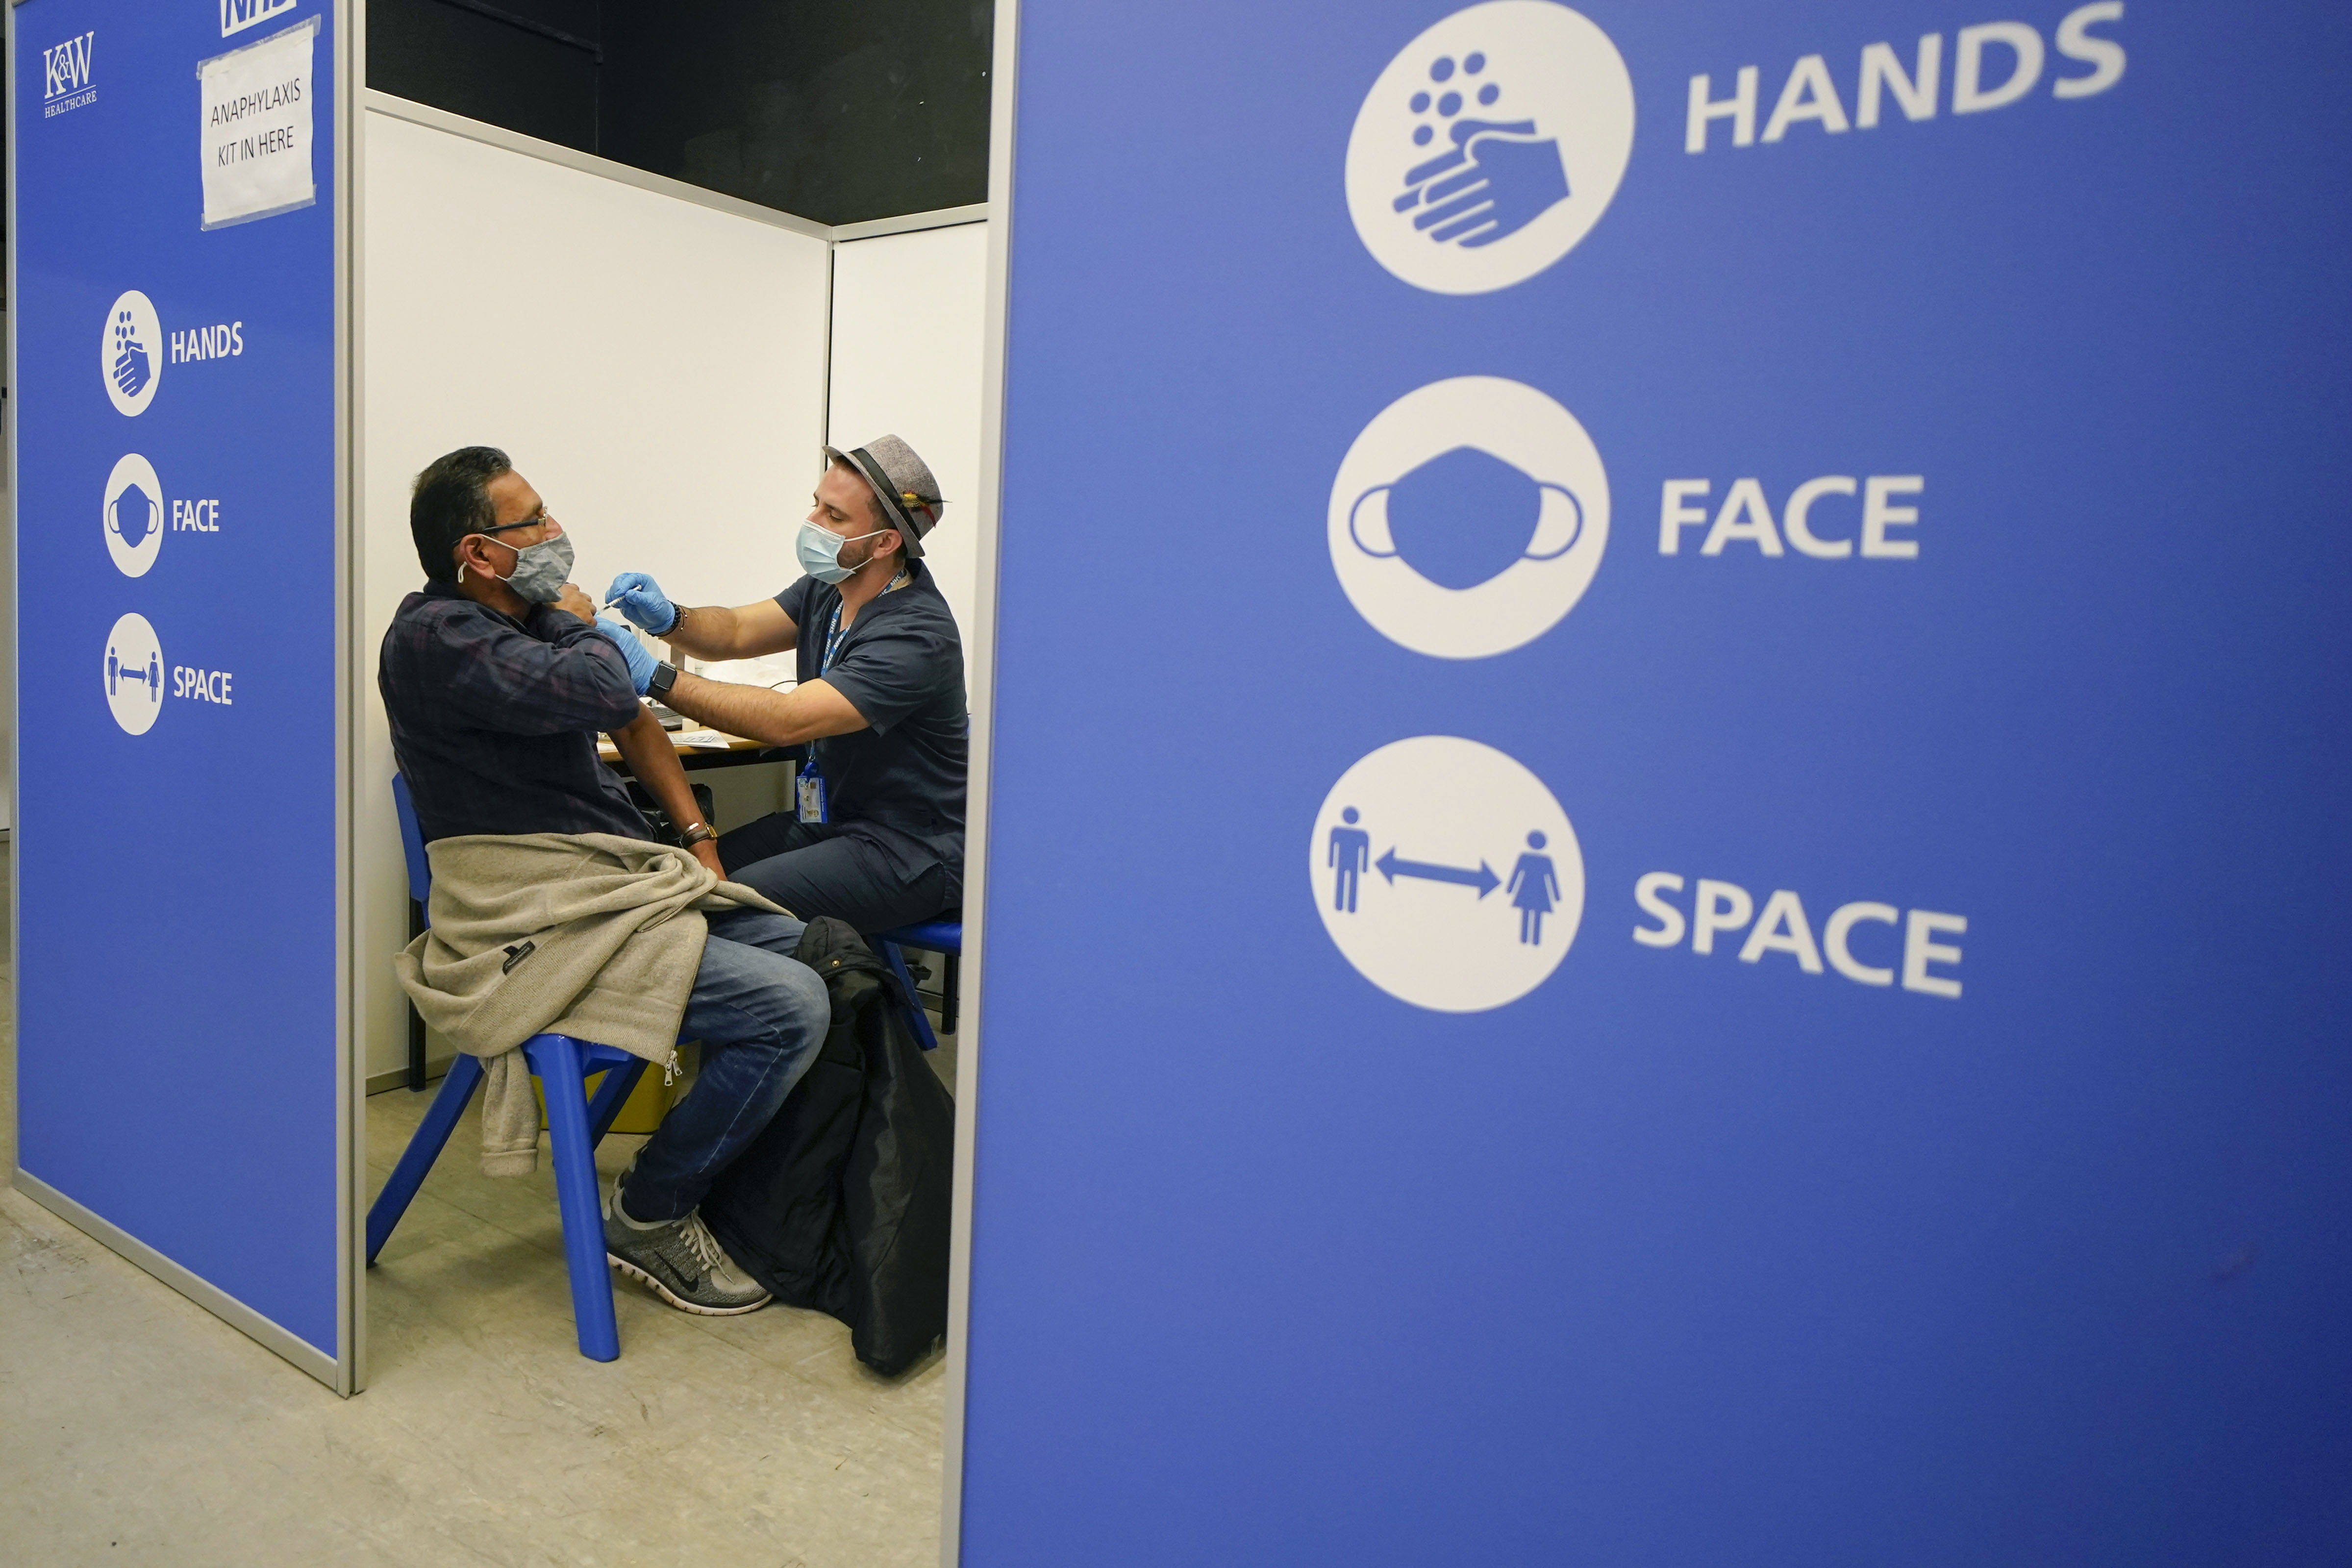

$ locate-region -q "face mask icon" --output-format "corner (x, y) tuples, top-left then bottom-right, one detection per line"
(1326, 376), (1611, 660)
(108, 483), (158, 549)
(101, 454), (167, 579)
(1346, 445), (1582, 592)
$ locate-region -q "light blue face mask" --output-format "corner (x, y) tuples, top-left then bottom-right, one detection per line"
(797, 520), (887, 585)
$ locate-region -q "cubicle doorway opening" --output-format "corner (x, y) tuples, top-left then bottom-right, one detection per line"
(352, 91), (992, 1562)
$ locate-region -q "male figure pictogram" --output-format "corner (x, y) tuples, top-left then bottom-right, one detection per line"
(1327, 807), (1371, 913)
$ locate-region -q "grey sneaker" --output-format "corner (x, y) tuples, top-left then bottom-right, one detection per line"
(603, 1187), (772, 1316)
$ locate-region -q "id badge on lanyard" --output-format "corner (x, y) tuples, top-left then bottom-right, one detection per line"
(797, 759), (827, 824)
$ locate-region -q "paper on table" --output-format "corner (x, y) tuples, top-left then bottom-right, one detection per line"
(674, 730), (737, 749)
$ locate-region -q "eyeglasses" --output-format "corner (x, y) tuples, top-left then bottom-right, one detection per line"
(479, 508), (559, 537)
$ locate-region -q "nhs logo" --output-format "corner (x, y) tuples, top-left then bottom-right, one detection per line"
(41, 33), (96, 119)
(222, 0), (299, 37)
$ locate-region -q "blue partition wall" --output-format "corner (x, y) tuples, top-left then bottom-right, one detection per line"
(12, 1), (343, 1373)
(964, 2), (2351, 1561)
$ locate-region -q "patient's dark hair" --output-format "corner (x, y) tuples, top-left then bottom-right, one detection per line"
(410, 446), (511, 582)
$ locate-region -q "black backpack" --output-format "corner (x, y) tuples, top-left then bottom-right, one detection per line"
(702, 916), (955, 1376)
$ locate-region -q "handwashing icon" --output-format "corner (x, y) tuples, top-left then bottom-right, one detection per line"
(1343, 4), (1635, 296)
(108, 644), (162, 701)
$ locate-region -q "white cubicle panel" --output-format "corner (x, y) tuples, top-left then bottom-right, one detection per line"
(358, 103), (831, 1084)
(826, 221), (991, 646)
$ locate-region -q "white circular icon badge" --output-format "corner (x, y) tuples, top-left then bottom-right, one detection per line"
(1346, 1), (1635, 295)
(1312, 736), (1583, 1012)
(103, 612), (166, 736)
(100, 290), (164, 417)
(1329, 376), (1609, 659)
(102, 454), (166, 578)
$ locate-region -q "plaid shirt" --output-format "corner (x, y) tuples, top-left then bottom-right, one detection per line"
(378, 581), (652, 844)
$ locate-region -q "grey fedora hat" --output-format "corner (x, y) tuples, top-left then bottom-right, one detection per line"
(824, 434), (945, 558)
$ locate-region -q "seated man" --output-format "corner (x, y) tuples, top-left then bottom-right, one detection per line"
(601, 435), (965, 934)
(379, 445), (828, 1317)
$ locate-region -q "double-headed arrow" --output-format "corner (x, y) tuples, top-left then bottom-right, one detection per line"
(1375, 846), (1500, 898)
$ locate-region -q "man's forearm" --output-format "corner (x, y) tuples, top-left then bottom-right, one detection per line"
(608, 707), (721, 871)
(660, 604), (743, 661)
(664, 670), (866, 747)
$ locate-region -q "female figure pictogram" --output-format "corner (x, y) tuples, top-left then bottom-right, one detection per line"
(1506, 830), (1559, 945)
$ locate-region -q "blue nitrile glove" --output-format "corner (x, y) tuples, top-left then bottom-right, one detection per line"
(595, 616), (657, 696)
(603, 571), (676, 634)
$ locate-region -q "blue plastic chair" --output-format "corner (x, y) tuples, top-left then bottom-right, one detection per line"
(871, 916), (962, 1053)
(368, 776), (652, 1362)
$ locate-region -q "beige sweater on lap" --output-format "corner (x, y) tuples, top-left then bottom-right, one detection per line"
(393, 833), (790, 1176)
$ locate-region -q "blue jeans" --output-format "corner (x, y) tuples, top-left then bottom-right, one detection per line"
(619, 906), (831, 1223)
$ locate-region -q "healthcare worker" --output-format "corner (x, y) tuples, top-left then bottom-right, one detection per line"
(600, 436), (965, 934)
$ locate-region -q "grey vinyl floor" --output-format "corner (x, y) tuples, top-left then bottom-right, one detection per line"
(0, 843), (951, 1567)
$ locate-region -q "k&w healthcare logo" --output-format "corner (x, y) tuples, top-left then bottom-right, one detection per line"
(222, 0), (300, 37)
(42, 32), (96, 119)
(1328, 376), (1609, 659)
(1346, 1), (1635, 295)
(101, 291), (164, 417)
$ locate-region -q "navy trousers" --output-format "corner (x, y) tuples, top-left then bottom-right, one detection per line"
(718, 812), (956, 934)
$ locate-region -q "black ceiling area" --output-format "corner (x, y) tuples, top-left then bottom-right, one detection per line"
(366, 0), (993, 225)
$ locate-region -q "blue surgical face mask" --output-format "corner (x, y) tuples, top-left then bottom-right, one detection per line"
(797, 520), (887, 585)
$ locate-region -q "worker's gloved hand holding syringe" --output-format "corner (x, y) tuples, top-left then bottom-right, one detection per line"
(604, 572), (677, 636)
(595, 572), (676, 697)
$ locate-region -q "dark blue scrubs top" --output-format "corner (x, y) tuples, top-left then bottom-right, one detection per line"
(775, 559), (968, 886)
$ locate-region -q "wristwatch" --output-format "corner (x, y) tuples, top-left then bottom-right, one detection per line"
(678, 821), (717, 847)
(648, 661), (679, 700)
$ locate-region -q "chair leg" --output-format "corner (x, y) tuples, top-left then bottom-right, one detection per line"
(586, 1056), (652, 1145)
(941, 952), (959, 1036)
(366, 1053), (483, 1264)
(405, 899), (430, 1091)
(877, 939), (942, 1053)
(526, 1034), (623, 1362)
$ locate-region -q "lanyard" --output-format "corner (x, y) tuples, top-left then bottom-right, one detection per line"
(811, 571), (909, 772)
(820, 569), (909, 677)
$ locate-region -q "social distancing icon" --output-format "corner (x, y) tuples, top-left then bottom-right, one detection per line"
(1329, 376), (1609, 659)
(103, 612), (165, 736)
(1311, 735), (1583, 1012)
